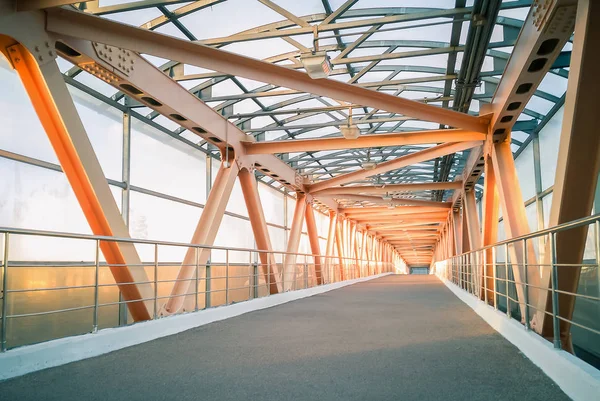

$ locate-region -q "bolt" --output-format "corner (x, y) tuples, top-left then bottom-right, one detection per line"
(34, 46), (40, 52)
(49, 51), (53, 56)
(38, 55), (43, 62)
(45, 41), (50, 48)
(14, 57), (20, 63)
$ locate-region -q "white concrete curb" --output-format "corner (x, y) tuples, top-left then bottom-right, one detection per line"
(0, 273), (392, 381)
(440, 276), (600, 401)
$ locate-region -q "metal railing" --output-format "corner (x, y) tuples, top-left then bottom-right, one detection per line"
(0, 227), (395, 351)
(434, 213), (600, 361)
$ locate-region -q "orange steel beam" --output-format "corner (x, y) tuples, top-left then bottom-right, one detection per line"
(51, 36), (304, 195)
(325, 211), (337, 282)
(304, 202), (323, 285)
(4, 41), (153, 321)
(535, 0), (600, 351)
(463, 191), (481, 251)
(239, 166), (280, 294)
(283, 193), (306, 291)
(46, 8), (489, 132)
(335, 218), (345, 280)
(488, 0), (577, 143)
(452, 210), (462, 255)
(318, 194), (452, 208)
(481, 154), (499, 304)
(314, 181), (463, 196)
(166, 161), (239, 313)
(491, 140), (539, 320)
(309, 141), (482, 192)
(340, 205), (450, 214)
(244, 130), (486, 155)
(359, 230), (366, 276)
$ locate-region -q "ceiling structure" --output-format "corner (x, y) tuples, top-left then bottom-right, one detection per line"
(47, 0), (569, 266)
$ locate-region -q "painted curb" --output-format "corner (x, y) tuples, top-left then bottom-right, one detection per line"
(440, 276), (600, 401)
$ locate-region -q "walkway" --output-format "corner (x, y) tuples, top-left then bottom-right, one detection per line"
(0, 275), (568, 400)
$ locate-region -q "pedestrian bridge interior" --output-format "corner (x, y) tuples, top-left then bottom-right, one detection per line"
(0, 1), (598, 400)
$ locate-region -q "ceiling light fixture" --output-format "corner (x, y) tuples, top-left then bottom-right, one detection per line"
(341, 105), (360, 139)
(300, 27), (332, 79)
(361, 149), (377, 169)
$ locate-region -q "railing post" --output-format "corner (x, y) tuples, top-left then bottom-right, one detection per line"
(523, 239), (530, 330)
(304, 255), (308, 289)
(226, 249), (230, 305)
(492, 246), (498, 310)
(483, 248), (488, 305)
(195, 247), (199, 312)
(1, 233), (8, 352)
(505, 243), (511, 319)
(249, 251), (253, 300)
(205, 257), (211, 308)
(154, 243), (158, 319)
(253, 259), (258, 299)
(93, 239), (100, 333)
(267, 253), (271, 296)
(550, 233), (562, 349)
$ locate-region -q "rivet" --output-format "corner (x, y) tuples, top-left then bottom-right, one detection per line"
(109, 57), (112, 61)
(45, 41), (50, 48)
(34, 46), (40, 52)
(49, 51), (53, 56)
(38, 55), (43, 61)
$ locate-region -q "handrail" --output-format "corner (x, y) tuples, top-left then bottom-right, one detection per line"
(0, 226), (359, 260)
(448, 212), (600, 259)
(0, 226), (397, 351)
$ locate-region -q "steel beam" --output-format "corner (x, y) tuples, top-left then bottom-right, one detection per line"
(534, 0), (600, 350)
(491, 140), (539, 320)
(244, 130), (485, 155)
(314, 182), (462, 196)
(2, 39), (153, 321)
(325, 211), (337, 282)
(319, 194), (451, 208)
(165, 161), (238, 313)
(305, 201), (323, 285)
(463, 191), (481, 251)
(46, 8), (489, 132)
(488, 0), (577, 142)
(309, 141), (482, 192)
(481, 153), (499, 304)
(283, 194), (306, 291)
(239, 167), (280, 294)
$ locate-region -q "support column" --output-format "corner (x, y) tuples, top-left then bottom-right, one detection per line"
(452, 210), (462, 255)
(491, 140), (539, 320)
(535, 0), (600, 350)
(283, 194), (306, 291)
(165, 160), (238, 313)
(335, 218), (345, 280)
(119, 103), (132, 325)
(324, 211), (337, 283)
(304, 201), (323, 285)
(239, 167), (279, 294)
(359, 231), (366, 277)
(481, 154), (499, 304)
(4, 42), (153, 321)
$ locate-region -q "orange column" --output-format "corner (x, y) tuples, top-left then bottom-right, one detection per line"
(5, 42), (153, 321)
(304, 202), (323, 285)
(239, 167), (279, 294)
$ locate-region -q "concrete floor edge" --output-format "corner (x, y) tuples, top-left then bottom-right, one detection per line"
(439, 276), (600, 401)
(0, 273), (393, 382)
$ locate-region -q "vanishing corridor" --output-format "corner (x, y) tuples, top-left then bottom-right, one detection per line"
(0, 276), (568, 401)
